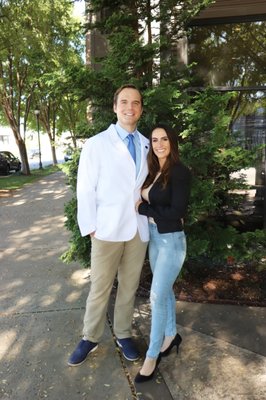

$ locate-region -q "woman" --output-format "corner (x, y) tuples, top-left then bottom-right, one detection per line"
(135, 124), (191, 383)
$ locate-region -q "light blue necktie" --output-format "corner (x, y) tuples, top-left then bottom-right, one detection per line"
(127, 134), (136, 163)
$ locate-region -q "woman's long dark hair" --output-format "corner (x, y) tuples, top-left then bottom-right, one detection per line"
(143, 124), (180, 189)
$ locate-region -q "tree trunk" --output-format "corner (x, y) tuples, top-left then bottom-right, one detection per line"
(2, 100), (31, 175)
(17, 138), (30, 175)
(46, 125), (57, 165)
(50, 141), (57, 165)
(41, 107), (58, 165)
(70, 131), (77, 148)
(51, 112), (58, 165)
(146, 0), (153, 87)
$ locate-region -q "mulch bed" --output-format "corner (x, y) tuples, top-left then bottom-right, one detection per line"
(0, 189), (14, 198)
(137, 260), (266, 307)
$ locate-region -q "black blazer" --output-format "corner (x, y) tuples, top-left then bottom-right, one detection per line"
(138, 162), (191, 233)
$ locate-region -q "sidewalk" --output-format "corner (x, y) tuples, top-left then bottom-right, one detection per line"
(0, 172), (265, 400)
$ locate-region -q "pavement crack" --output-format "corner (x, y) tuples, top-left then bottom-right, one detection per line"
(106, 311), (140, 400)
(0, 306), (85, 317)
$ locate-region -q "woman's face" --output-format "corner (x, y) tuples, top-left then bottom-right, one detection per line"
(151, 128), (171, 165)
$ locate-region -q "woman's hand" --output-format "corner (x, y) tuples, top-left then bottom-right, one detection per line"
(135, 199), (142, 212)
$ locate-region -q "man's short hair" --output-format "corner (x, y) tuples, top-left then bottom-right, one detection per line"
(113, 84), (143, 107)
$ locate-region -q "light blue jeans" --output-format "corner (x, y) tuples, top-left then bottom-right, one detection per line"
(146, 222), (187, 359)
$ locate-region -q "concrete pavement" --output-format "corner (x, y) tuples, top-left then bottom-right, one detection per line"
(0, 171), (265, 400)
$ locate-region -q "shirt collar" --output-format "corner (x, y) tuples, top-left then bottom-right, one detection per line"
(116, 122), (137, 140)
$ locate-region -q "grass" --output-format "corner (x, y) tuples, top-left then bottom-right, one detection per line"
(0, 165), (62, 191)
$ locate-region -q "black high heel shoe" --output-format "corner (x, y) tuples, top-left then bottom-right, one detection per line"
(134, 355), (161, 383)
(160, 333), (182, 357)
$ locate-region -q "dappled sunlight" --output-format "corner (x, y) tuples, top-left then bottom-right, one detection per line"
(65, 290), (83, 303)
(0, 279), (23, 291)
(48, 283), (61, 294)
(161, 327), (266, 399)
(257, 326), (265, 336)
(208, 348), (246, 374)
(10, 252), (28, 262)
(70, 269), (90, 286)
(0, 269), (86, 314)
(0, 173), (126, 399)
(1, 170), (264, 398)
(1, 215), (69, 255)
(135, 299), (266, 399)
(53, 193), (66, 200)
(34, 196), (51, 201)
(14, 296), (32, 309)
(5, 189), (68, 207)
(7, 198), (26, 206)
(6, 338), (25, 360)
(0, 326), (34, 365)
(0, 290), (33, 315)
(30, 339), (49, 354)
(40, 295), (58, 307)
(0, 330), (17, 358)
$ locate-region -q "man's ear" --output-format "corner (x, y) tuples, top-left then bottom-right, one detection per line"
(113, 104), (117, 113)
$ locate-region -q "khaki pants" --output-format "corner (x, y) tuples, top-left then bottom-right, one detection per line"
(83, 232), (148, 342)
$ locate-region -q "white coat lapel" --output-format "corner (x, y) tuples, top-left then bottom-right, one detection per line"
(108, 124), (124, 149)
(107, 124), (128, 155)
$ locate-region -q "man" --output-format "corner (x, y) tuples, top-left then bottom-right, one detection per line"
(68, 84), (149, 366)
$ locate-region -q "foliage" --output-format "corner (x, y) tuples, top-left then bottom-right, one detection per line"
(178, 89), (257, 222)
(61, 196), (91, 267)
(60, 149), (81, 190)
(0, 0), (85, 173)
(187, 223), (266, 264)
(62, 0), (265, 267)
(231, 229), (266, 262)
(140, 84), (188, 136)
(175, 88), (262, 262)
(60, 150), (91, 267)
(73, 0), (213, 136)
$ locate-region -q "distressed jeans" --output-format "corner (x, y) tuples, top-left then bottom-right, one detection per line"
(147, 222), (187, 359)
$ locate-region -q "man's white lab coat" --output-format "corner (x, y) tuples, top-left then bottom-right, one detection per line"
(77, 124), (149, 242)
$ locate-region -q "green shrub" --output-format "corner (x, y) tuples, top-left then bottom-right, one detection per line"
(62, 88), (265, 267)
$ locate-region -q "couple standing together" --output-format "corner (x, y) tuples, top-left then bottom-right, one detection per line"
(68, 84), (191, 383)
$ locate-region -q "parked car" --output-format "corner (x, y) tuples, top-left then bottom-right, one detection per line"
(0, 151), (21, 175)
(64, 148), (73, 162)
(0, 153), (9, 175)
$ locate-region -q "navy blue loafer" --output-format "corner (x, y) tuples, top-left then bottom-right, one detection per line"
(68, 339), (98, 366)
(116, 338), (139, 361)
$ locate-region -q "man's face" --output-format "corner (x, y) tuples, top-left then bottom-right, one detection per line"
(113, 88), (143, 132)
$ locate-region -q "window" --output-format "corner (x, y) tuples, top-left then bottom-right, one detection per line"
(0, 135), (9, 145)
